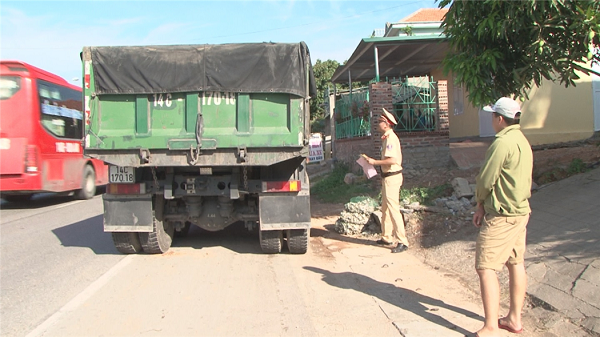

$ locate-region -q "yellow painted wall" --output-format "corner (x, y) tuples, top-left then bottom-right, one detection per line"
(435, 69), (595, 145)
(432, 69), (480, 139)
(520, 75), (594, 145)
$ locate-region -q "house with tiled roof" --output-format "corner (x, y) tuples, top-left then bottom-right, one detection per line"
(330, 8), (599, 174)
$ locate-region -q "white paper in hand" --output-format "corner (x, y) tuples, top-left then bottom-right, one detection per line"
(356, 155), (378, 179)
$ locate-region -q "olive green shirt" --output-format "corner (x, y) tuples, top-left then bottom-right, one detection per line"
(475, 125), (533, 216)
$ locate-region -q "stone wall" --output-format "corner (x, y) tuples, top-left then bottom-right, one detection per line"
(399, 131), (451, 170)
(334, 136), (374, 175)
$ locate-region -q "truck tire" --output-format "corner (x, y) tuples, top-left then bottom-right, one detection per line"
(75, 165), (96, 200)
(287, 229), (309, 254)
(259, 229), (283, 254)
(139, 213), (175, 254)
(111, 232), (142, 254)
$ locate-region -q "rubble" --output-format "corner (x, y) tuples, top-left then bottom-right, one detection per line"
(334, 197), (380, 235)
(334, 178), (479, 236)
(451, 177), (474, 198)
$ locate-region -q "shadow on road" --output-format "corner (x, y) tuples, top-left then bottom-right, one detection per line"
(0, 194), (76, 209)
(173, 222), (264, 254)
(304, 266), (482, 336)
(52, 214), (118, 255)
(311, 225), (382, 247)
(0, 188), (106, 210)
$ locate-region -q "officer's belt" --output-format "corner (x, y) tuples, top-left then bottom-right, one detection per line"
(382, 170), (402, 178)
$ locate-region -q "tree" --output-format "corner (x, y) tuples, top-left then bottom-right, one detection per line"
(310, 59), (340, 120)
(438, 0), (600, 107)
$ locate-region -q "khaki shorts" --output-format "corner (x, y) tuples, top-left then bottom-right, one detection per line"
(475, 213), (529, 271)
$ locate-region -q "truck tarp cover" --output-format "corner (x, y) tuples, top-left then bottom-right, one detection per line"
(89, 42), (316, 98)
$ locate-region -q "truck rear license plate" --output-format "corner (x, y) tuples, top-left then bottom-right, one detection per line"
(109, 166), (135, 183)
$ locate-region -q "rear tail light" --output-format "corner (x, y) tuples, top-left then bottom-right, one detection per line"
(107, 183), (145, 195)
(262, 180), (301, 192)
(25, 145), (38, 173)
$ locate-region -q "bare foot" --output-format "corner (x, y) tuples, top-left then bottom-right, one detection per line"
(498, 317), (523, 334)
(475, 326), (501, 337)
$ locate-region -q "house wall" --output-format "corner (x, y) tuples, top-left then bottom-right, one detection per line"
(444, 70), (596, 145)
(438, 70), (480, 139)
(334, 137), (374, 175)
(521, 75), (595, 146)
(429, 69), (481, 139)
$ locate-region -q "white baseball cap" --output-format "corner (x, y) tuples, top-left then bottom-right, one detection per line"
(483, 97), (521, 119)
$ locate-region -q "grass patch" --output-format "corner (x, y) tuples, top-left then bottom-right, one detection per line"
(400, 184), (453, 206)
(567, 158), (588, 175)
(535, 157), (589, 185)
(311, 164), (376, 203)
(311, 164), (453, 205)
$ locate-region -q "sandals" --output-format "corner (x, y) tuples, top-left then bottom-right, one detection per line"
(498, 318), (523, 334)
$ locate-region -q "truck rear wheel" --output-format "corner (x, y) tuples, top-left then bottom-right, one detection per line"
(139, 213), (174, 254)
(259, 230), (283, 254)
(287, 229), (309, 254)
(75, 165), (96, 200)
(111, 232), (142, 254)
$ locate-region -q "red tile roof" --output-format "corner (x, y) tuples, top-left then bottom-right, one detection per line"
(400, 8), (448, 23)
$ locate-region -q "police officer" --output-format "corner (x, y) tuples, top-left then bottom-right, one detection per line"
(365, 108), (408, 253)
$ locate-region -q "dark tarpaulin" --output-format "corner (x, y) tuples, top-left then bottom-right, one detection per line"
(89, 42), (317, 98)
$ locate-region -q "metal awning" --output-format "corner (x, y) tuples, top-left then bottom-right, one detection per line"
(331, 35), (449, 84)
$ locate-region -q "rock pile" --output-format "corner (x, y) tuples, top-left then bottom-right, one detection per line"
(432, 195), (475, 216)
(333, 177), (480, 236)
(334, 197), (380, 235)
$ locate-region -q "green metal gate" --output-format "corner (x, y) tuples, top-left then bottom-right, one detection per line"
(390, 76), (438, 132)
(334, 88), (371, 139)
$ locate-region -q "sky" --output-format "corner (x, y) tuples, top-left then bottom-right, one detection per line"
(1, 0), (438, 85)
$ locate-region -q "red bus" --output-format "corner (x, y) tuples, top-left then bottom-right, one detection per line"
(0, 60), (108, 202)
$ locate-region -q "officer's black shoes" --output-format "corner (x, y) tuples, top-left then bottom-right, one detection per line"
(391, 243), (408, 253)
(376, 239), (393, 245)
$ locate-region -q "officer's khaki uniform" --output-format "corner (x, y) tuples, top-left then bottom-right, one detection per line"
(380, 129), (409, 246)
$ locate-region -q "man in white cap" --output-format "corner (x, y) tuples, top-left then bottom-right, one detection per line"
(364, 108), (409, 253)
(472, 97), (533, 337)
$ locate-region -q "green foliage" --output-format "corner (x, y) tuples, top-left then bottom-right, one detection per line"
(567, 158), (588, 175)
(437, 0), (600, 107)
(312, 164), (453, 206)
(311, 163), (376, 203)
(309, 59), (373, 130)
(535, 157), (590, 184)
(310, 59), (340, 121)
(400, 184), (453, 206)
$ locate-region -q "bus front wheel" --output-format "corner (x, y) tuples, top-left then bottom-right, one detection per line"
(75, 165), (96, 200)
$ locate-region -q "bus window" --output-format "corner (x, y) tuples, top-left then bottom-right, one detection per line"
(0, 76), (21, 100)
(38, 80), (83, 139)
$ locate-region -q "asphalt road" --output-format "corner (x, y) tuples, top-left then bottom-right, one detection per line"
(2, 193), (513, 337)
(1, 195), (124, 337)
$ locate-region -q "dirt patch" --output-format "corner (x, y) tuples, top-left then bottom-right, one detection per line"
(313, 139), (600, 253)
(311, 140), (600, 334)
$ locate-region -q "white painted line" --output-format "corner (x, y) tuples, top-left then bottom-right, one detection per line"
(26, 255), (134, 337)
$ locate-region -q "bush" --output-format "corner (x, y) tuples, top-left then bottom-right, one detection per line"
(567, 158), (588, 175)
(400, 184), (452, 206)
(311, 163), (376, 203)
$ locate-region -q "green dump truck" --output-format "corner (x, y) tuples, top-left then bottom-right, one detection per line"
(81, 42), (316, 254)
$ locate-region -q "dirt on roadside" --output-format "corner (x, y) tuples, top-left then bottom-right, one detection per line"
(310, 139), (600, 335)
